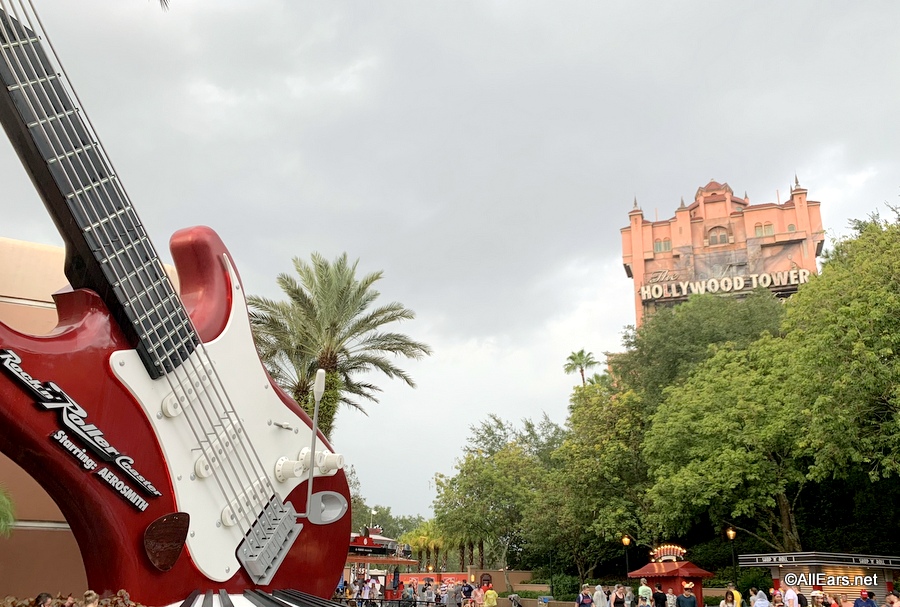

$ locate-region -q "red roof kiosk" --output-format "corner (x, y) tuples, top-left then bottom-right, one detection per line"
(628, 545), (714, 606)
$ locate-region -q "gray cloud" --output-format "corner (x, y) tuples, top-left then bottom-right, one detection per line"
(1, 0), (898, 516)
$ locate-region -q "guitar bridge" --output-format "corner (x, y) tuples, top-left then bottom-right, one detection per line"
(236, 497), (302, 585)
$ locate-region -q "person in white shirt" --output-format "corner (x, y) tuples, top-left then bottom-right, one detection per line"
(785, 587), (799, 607)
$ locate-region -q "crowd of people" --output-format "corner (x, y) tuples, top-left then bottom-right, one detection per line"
(576, 580), (900, 607)
(340, 577), (498, 607)
(576, 578), (693, 607)
(745, 585), (899, 607)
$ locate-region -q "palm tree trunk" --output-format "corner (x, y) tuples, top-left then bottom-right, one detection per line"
(478, 539), (484, 569)
(467, 541), (474, 566)
(459, 544), (465, 570)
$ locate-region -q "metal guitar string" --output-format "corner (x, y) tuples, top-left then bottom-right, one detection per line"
(17, 0), (285, 541)
(0, 0), (268, 543)
(0, 0), (297, 561)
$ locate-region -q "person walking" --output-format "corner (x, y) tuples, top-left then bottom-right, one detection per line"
(675, 583), (697, 607)
(578, 586), (595, 607)
(653, 585), (667, 607)
(596, 585), (610, 607)
(484, 586), (498, 607)
(639, 580), (653, 605)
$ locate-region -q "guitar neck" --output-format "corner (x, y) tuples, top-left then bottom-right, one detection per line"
(0, 1), (196, 378)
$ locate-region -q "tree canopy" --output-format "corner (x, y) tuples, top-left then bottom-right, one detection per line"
(564, 349), (600, 386)
(249, 252), (432, 438)
(0, 487), (12, 536)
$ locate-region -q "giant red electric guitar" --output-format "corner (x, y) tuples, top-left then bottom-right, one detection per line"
(0, 1), (351, 605)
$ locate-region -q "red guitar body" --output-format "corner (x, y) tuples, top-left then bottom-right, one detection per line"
(0, 227), (351, 605)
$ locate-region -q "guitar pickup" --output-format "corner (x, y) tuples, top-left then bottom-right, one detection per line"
(220, 477), (267, 527)
(194, 422), (242, 479)
(160, 365), (214, 417)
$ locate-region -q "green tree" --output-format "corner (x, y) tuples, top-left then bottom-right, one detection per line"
(781, 215), (900, 481)
(401, 519), (443, 570)
(368, 505), (425, 541)
(556, 383), (654, 544)
(611, 291), (785, 412)
(249, 252), (432, 438)
(345, 465), (372, 534)
(0, 486), (13, 536)
(564, 349), (600, 386)
(523, 465), (615, 584)
(643, 336), (809, 552)
(434, 442), (536, 588)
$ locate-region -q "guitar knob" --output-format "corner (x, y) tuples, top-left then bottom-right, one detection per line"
(316, 451), (345, 474)
(274, 457), (303, 483)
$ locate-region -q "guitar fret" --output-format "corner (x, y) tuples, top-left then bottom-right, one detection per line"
(26, 107), (77, 128)
(106, 255), (157, 290)
(0, 35), (39, 50)
(67, 176), (115, 198)
(47, 141), (97, 164)
(0, 5), (199, 379)
(5, 70), (57, 92)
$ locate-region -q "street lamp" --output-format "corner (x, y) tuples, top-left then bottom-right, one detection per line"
(370, 509), (377, 528)
(622, 535), (632, 576)
(726, 528), (737, 583)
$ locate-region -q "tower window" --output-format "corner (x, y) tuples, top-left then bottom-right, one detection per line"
(708, 227), (728, 245)
(764, 222), (774, 236)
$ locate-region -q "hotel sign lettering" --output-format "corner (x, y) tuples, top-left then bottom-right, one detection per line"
(640, 269), (811, 301)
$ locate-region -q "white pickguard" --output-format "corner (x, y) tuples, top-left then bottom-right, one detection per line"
(111, 255), (346, 582)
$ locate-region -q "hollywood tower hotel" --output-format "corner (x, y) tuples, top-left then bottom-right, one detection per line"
(621, 179), (825, 325)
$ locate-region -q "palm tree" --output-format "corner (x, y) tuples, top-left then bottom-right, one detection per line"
(249, 252), (432, 438)
(564, 349), (599, 386)
(404, 520), (443, 571)
(0, 487), (13, 536)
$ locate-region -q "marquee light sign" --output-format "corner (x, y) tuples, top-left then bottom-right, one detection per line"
(651, 544), (687, 562)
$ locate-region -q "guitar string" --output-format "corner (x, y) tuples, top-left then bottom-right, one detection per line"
(0, 1), (256, 535)
(1, 0), (281, 551)
(7, 0), (281, 543)
(0, 0), (301, 559)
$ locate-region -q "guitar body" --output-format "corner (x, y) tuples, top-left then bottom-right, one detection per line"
(0, 227), (351, 605)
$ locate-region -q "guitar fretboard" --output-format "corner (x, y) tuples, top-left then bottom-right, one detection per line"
(0, 3), (197, 377)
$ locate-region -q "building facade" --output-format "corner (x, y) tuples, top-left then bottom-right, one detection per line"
(0, 236), (179, 598)
(621, 179), (825, 325)
(0, 236), (88, 597)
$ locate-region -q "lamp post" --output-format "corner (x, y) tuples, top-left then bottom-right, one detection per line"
(549, 551), (554, 599)
(370, 509), (377, 529)
(726, 528), (737, 583)
(622, 535), (632, 577)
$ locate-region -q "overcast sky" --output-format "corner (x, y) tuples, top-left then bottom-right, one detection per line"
(2, 0), (898, 519)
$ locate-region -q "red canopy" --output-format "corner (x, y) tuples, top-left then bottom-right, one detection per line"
(628, 560), (714, 579)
